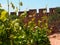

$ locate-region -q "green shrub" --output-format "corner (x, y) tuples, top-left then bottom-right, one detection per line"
(0, 9), (50, 45)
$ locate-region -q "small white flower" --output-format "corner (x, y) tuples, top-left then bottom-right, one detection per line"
(14, 23), (19, 26)
(28, 26), (30, 27)
(31, 39), (33, 43)
(2, 24), (4, 27)
(22, 35), (25, 38)
(29, 15), (32, 17)
(19, 42), (22, 44)
(19, 27), (22, 30)
(38, 20), (42, 23)
(35, 26), (38, 28)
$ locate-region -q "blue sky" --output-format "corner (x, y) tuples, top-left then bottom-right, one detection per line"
(0, 0), (60, 12)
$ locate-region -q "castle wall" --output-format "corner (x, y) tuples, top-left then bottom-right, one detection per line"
(10, 7), (60, 34)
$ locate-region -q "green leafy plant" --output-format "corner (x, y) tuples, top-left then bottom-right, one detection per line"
(0, 9), (50, 45)
(0, 0), (51, 44)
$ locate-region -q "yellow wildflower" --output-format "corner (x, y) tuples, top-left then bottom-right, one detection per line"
(32, 18), (35, 21)
(38, 20), (42, 23)
(28, 21), (32, 24)
(0, 10), (7, 21)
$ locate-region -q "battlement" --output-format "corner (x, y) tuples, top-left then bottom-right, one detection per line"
(10, 7), (56, 17)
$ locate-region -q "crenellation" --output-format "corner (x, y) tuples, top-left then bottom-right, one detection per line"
(10, 7), (57, 17)
(49, 8), (56, 15)
(10, 12), (16, 15)
(18, 11), (24, 16)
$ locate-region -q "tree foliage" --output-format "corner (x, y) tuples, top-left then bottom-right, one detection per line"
(48, 7), (60, 23)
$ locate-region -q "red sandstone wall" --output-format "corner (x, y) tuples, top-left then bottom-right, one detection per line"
(10, 8), (56, 17)
(10, 8), (56, 26)
(10, 8), (60, 34)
